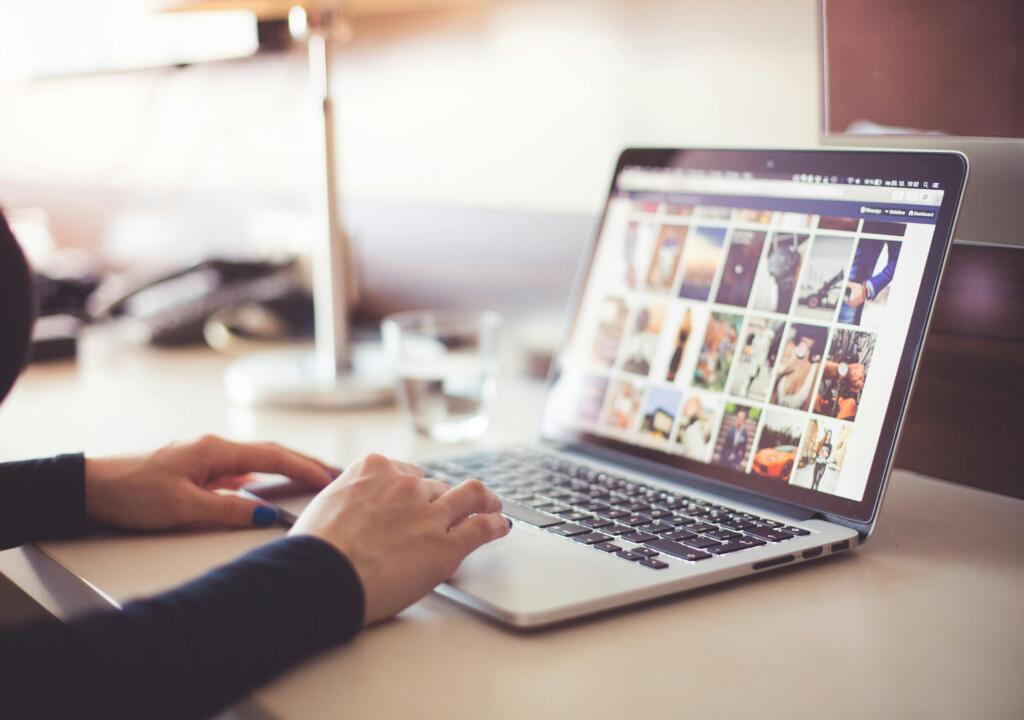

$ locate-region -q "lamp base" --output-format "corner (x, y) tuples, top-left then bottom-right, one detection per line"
(224, 343), (394, 408)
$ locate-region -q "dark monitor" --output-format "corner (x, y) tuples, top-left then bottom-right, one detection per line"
(820, 0), (1024, 247)
(822, 0), (1023, 138)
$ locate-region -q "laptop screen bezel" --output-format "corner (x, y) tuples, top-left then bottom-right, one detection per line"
(540, 147), (967, 526)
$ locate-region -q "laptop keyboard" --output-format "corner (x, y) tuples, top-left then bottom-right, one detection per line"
(420, 448), (812, 569)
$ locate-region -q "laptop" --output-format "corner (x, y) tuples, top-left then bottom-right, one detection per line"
(271, 147), (968, 627)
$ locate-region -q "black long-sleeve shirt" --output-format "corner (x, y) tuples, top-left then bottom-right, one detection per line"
(0, 455), (365, 719)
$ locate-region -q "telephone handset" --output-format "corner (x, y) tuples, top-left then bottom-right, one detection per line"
(88, 258), (313, 346)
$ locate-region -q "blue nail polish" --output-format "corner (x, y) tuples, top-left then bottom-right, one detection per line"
(252, 505), (279, 527)
(505, 517), (513, 529)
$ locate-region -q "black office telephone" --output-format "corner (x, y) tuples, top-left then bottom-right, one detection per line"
(87, 258), (314, 346)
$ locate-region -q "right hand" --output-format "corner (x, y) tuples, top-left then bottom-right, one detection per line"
(289, 453), (509, 625)
(845, 281), (867, 308)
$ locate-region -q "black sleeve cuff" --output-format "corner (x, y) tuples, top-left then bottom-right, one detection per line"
(0, 452), (86, 549)
(99, 533), (365, 718)
(0, 535), (365, 720)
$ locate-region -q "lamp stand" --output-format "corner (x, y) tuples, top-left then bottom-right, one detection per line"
(224, 4), (392, 408)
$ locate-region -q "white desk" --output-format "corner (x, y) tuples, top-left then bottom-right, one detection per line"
(2, 333), (1022, 719)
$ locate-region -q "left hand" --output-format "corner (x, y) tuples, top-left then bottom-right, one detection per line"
(84, 435), (338, 530)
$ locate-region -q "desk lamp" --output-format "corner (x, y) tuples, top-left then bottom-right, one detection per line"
(162, 0), (482, 407)
(232, 1), (388, 408)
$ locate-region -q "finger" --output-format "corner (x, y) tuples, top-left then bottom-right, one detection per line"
(195, 436), (335, 489)
(208, 473), (254, 491)
(421, 477), (450, 502)
(183, 486), (281, 528)
(431, 479), (502, 527)
(259, 442), (341, 485)
(390, 459), (424, 479)
(448, 512), (510, 557)
(281, 446), (343, 479)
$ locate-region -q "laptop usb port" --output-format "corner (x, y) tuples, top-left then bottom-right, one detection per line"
(801, 547), (823, 559)
(831, 540), (850, 553)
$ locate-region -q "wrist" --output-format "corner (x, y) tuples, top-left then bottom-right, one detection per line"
(83, 456), (112, 524)
(83, 455), (137, 525)
(282, 534), (368, 628)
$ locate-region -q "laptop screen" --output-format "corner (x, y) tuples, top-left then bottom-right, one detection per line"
(541, 148), (966, 524)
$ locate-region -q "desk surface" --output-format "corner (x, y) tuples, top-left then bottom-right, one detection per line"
(1, 334), (1022, 719)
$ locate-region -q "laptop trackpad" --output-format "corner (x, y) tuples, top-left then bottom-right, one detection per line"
(442, 526), (643, 619)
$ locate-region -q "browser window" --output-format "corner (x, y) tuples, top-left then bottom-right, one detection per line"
(545, 166), (945, 502)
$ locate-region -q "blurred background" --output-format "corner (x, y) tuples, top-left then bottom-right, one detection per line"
(0, 0), (820, 317)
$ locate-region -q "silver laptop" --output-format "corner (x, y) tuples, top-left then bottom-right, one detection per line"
(274, 147), (968, 628)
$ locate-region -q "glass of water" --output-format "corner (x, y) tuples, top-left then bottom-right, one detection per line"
(381, 309), (501, 443)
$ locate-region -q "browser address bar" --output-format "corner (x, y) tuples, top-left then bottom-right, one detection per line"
(617, 170), (846, 200)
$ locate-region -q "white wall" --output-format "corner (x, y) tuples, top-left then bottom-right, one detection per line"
(0, 0), (820, 244)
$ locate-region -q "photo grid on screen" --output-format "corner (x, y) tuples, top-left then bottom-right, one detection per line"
(566, 191), (916, 502)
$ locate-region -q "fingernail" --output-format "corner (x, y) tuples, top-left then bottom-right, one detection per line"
(252, 505), (279, 527)
(505, 517), (513, 530)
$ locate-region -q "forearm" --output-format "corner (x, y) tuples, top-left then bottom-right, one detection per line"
(868, 252), (900, 294)
(0, 454), (87, 549)
(0, 535), (364, 720)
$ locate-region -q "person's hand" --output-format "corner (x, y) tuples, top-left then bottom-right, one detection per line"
(821, 360), (839, 380)
(85, 435), (337, 530)
(781, 357), (810, 395)
(289, 453), (510, 625)
(845, 281), (867, 308)
(845, 363), (866, 392)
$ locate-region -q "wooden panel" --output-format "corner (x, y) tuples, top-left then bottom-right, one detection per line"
(895, 243), (1024, 498)
(824, 0), (1024, 137)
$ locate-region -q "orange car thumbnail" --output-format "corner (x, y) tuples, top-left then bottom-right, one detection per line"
(752, 445), (797, 481)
